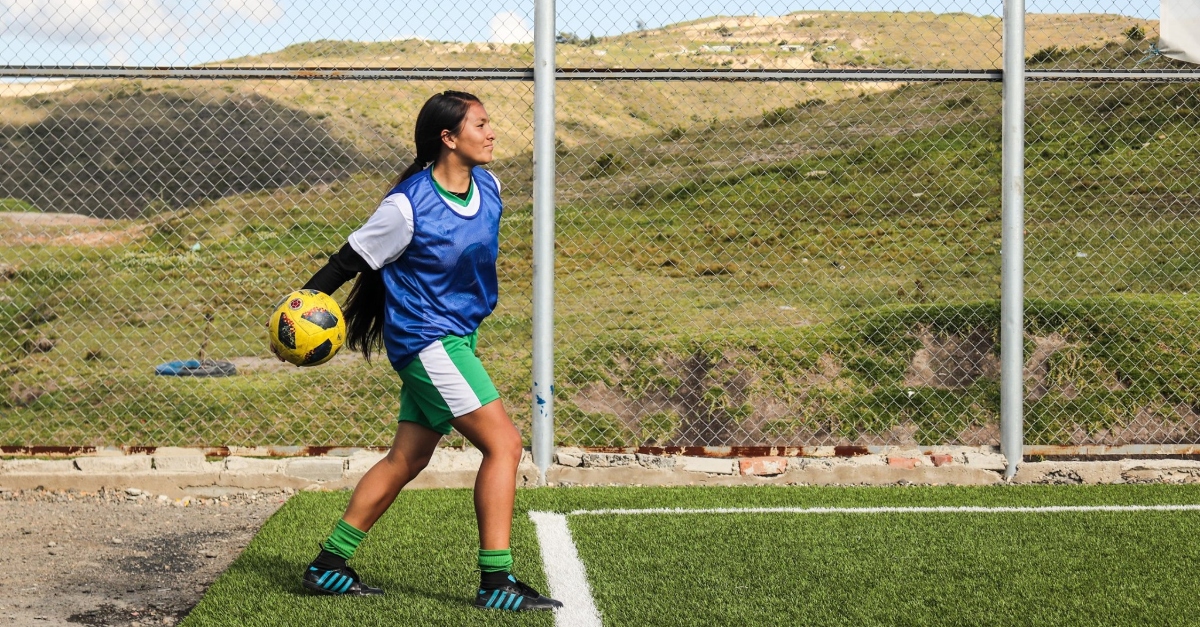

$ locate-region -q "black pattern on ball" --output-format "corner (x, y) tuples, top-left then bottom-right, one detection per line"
(302, 307), (339, 330)
(277, 312), (297, 349)
(303, 339), (333, 365)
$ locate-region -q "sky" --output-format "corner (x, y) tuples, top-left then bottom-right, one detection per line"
(0, 0), (1160, 67)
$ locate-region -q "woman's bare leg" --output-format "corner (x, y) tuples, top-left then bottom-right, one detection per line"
(341, 421), (443, 532)
(448, 399), (522, 549)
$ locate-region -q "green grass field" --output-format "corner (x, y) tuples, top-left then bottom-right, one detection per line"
(182, 484), (1200, 627)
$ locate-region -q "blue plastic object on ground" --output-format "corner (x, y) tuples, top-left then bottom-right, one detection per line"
(154, 359), (237, 377)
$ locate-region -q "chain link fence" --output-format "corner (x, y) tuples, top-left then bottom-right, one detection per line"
(1, 0), (1195, 453)
(1022, 0), (1200, 448)
(0, 0), (538, 447)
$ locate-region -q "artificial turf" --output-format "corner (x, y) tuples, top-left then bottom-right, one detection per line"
(182, 484), (1200, 626)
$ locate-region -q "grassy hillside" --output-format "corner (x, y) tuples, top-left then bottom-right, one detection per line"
(0, 12), (1195, 448)
(2, 72), (1198, 448)
(228, 11), (1151, 71)
(0, 55), (1173, 224)
(0, 13), (1159, 220)
(0, 91), (362, 220)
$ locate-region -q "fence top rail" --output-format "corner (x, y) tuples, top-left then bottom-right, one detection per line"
(1026, 69), (1200, 81)
(5, 66), (1200, 81)
(0, 66), (536, 80)
(3, 67), (997, 81)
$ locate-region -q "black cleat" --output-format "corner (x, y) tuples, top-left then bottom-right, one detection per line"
(474, 573), (563, 611)
(302, 564), (384, 596)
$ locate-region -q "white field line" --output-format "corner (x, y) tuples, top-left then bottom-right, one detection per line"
(529, 511), (603, 627)
(530, 503), (1200, 626)
(567, 504), (1200, 516)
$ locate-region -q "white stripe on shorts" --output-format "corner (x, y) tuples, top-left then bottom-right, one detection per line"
(417, 339), (483, 417)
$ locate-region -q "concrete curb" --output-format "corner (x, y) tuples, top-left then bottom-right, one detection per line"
(4, 446), (1200, 497)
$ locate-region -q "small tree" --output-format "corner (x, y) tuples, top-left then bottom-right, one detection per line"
(1124, 24), (1145, 42)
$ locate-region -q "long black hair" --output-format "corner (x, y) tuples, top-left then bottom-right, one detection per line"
(343, 90), (483, 361)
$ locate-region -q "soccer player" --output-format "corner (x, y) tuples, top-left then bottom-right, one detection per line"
(292, 90), (562, 611)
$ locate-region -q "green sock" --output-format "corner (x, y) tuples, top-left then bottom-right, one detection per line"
(478, 548), (513, 573)
(322, 519), (366, 560)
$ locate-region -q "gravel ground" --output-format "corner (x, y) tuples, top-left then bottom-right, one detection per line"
(0, 487), (289, 626)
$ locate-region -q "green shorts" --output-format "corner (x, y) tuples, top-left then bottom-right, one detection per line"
(396, 332), (500, 435)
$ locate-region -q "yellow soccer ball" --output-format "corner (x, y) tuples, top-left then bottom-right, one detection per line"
(268, 289), (346, 367)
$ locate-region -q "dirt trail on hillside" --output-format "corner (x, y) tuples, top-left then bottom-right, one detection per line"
(0, 212), (107, 226)
(0, 212), (149, 247)
(0, 82), (77, 98)
(0, 488), (286, 626)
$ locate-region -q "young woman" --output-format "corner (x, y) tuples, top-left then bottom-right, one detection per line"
(292, 90), (561, 611)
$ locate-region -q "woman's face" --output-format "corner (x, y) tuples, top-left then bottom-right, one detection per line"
(443, 102), (494, 166)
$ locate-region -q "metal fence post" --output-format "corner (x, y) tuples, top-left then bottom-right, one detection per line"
(531, 0), (557, 484)
(1001, 0), (1026, 480)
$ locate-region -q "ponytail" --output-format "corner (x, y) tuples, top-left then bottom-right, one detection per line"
(342, 90), (483, 361)
(343, 268), (386, 362)
(390, 158), (427, 192)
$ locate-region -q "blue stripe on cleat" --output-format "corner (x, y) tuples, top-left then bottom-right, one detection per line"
(316, 571), (333, 586)
(513, 596), (523, 610)
(337, 576), (354, 594)
(485, 589), (500, 608)
(503, 593), (520, 610)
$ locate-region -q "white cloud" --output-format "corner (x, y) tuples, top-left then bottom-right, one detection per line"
(0, 0), (282, 45)
(1, 0), (172, 44)
(488, 11), (533, 44)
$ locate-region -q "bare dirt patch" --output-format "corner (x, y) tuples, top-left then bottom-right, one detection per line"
(47, 225), (150, 247)
(1023, 332), (1070, 401)
(1056, 404), (1200, 446)
(572, 350), (849, 447)
(904, 325), (999, 390)
(228, 350), (363, 374)
(567, 319), (1190, 449)
(0, 487), (286, 626)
